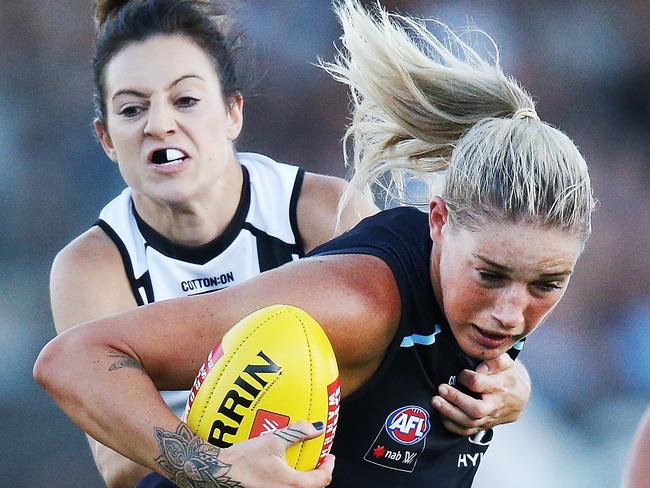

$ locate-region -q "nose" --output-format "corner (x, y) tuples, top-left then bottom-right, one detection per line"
(491, 285), (527, 330)
(144, 102), (176, 138)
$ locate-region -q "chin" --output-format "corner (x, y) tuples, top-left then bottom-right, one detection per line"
(470, 347), (507, 361)
(459, 338), (511, 361)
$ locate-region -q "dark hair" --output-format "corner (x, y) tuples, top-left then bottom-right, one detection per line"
(93, 0), (244, 123)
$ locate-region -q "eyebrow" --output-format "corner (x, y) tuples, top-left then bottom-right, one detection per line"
(111, 74), (205, 101)
(473, 254), (573, 278)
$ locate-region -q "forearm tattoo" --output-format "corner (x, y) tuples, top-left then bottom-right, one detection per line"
(153, 423), (243, 488)
(107, 352), (144, 371)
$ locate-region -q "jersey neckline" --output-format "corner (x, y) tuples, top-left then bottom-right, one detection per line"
(132, 165), (251, 265)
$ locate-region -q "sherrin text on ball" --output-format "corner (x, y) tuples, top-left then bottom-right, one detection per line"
(185, 304), (340, 470)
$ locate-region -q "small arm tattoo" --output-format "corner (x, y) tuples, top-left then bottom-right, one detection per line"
(273, 426), (307, 444)
(153, 423), (243, 488)
(107, 352), (144, 372)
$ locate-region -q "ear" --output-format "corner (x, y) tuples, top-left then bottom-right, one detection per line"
(428, 196), (448, 243)
(94, 118), (118, 163)
(225, 92), (244, 140)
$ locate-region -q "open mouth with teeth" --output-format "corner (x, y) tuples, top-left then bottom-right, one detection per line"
(151, 148), (187, 165)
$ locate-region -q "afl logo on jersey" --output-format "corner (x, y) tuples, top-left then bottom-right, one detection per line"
(385, 405), (430, 445)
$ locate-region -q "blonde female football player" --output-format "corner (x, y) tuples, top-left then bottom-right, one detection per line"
(46, 0), (535, 486)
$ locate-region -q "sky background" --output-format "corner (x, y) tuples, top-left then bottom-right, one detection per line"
(1, 1), (649, 486)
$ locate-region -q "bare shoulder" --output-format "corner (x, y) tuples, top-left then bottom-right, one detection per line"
(52, 226), (123, 282)
(234, 253), (401, 394)
(297, 172), (378, 253)
(51, 226), (137, 333)
(303, 253), (400, 394)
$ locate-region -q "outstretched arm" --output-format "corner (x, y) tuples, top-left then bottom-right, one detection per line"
(50, 228), (156, 487)
(35, 255), (399, 485)
(431, 354), (531, 436)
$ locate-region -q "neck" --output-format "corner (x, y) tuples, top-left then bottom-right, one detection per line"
(131, 162), (244, 247)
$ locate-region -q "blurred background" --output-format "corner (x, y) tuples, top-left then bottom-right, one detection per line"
(1, 0), (648, 486)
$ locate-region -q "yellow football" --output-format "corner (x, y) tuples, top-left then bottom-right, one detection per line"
(184, 304), (340, 471)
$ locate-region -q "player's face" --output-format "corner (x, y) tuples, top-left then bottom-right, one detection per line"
(95, 34), (243, 205)
(430, 206), (582, 361)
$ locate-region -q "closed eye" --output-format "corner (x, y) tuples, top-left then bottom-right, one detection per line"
(478, 270), (505, 285)
(532, 281), (563, 293)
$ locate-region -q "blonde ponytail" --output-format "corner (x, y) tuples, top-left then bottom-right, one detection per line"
(324, 0), (593, 240)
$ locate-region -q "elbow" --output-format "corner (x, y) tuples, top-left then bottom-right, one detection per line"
(33, 330), (86, 400)
(33, 335), (68, 394)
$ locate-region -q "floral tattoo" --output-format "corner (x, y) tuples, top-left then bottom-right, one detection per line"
(153, 423), (243, 487)
(107, 352), (144, 371)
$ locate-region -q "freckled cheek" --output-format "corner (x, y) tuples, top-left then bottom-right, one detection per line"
(524, 299), (560, 334)
(442, 279), (490, 326)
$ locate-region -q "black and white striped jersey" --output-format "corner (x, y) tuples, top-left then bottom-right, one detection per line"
(95, 152), (305, 415)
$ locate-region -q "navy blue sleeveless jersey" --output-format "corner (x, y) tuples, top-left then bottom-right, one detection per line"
(308, 206), (523, 487)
